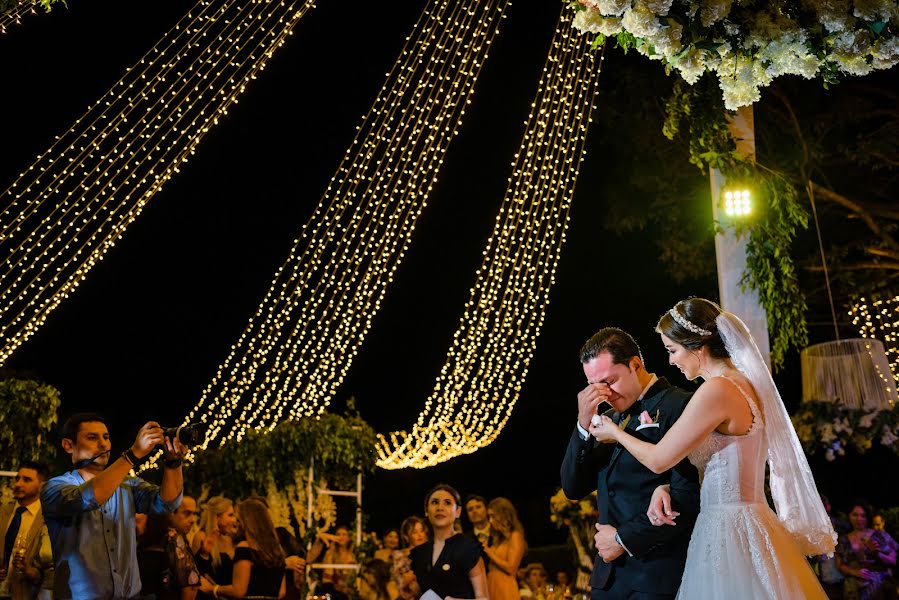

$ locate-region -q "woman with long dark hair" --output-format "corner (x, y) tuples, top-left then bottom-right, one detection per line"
(835, 500), (897, 600)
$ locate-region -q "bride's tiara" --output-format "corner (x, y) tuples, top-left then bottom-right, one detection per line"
(668, 307), (713, 337)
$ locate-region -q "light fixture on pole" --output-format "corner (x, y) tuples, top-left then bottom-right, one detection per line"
(722, 188), (751, 217)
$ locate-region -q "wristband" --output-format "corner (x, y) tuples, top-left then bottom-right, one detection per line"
(163, 458), (183, 469)
(123, 449), (142, 466)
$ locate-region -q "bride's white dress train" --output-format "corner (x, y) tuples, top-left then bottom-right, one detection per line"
(676, 376), (827, 599)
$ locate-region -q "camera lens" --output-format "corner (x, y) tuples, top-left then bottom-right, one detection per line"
(163, 423), (204, 446)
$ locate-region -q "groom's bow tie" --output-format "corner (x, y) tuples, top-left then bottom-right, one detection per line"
(615, 401), (642, 425)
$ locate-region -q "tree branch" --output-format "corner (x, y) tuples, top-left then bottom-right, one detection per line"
(809, 181), (899, 253)
(865, 247), (899, 261)
(805, 262), (899, 272)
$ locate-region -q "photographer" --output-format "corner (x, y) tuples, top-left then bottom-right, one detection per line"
(41, 413), (187, 600)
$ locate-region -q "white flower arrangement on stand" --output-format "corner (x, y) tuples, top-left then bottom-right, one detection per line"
(570, 0), (899, 109)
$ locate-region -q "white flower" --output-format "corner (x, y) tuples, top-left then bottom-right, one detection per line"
(622, 1), (663, 37)
(700, 0), (732, 27)
(715, 54), (771, 109)
(266, 480), (293, 531)
(859, 410), (880, 429)
(881, 428), (899, 446)
(758, 32), (820, 79)
(820, 423), (837, 444)
(871, 36), (899, 70)
(573, 11), (624, 36)
(673, 47), (708, 83)
(816, 0), (854, 32)
(645, 0), (675, 15)
(595, 0), (632, 17)
(569, 0), (899, 109)
(833, 416), (853, 433)
(853, 0), (894, 22)
(647, 20), (684, 55)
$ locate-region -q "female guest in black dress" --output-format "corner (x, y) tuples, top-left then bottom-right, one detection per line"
(409, 484), (487, 600)
(199, 499), (286, 599)
(193, 496), (239, 600)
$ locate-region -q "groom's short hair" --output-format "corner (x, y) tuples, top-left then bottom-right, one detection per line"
(579, 327), (643, 366)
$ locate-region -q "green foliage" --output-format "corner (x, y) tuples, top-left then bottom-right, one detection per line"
(663, 76), (809, 369)
(187, 410), (377, 499)
(740, 174), (809, 369)
(0, 0), (64, 14)
(663, 78), (736, 171)
(0, 379), (61, 468)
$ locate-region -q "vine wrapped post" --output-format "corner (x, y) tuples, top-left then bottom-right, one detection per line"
(711, 106), (772, 369)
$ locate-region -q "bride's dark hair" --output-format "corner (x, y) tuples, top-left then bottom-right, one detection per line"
(656, 297), (729, 359)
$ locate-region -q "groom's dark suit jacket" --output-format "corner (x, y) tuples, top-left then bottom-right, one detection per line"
(560, 377), (701, 598)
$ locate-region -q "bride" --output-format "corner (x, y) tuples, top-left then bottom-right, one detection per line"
(589, 297), (836, 599)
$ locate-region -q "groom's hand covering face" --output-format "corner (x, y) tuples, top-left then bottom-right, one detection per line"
(577, 381), (612, 431)
(582, 351), (644, 415)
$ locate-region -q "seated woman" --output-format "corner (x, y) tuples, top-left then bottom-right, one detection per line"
(199, 498), (286, 599)
(408, 484), (487, 600)
(835, 501), (898, 600)
(519, 563), (549, 600)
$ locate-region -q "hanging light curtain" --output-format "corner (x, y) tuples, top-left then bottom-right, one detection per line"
(801, 338), (898, 411)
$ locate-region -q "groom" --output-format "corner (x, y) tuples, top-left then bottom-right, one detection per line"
(560, 327), (700, 599)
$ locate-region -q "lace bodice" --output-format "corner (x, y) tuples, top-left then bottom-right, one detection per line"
(688, 376), (768, 506)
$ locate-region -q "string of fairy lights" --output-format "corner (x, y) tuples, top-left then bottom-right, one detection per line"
(375, 11), (602, 469)
(0, 0), (317, 365)
(164, 0), (514, 456)
(850, 295), (899, 385)
(0, 0), (38, 34)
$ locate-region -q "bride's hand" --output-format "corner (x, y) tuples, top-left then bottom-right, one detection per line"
(588, 415), (618, 443)
(647, 485), (678, 526)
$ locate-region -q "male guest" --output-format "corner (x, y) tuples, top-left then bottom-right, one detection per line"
(560, 328), (701, 599)
(42, 413), (187, 600)
(464, 495), (491, 546)
(0, 462), (54, 600)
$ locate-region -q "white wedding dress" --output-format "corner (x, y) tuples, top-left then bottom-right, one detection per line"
(676, 376), (828, 599)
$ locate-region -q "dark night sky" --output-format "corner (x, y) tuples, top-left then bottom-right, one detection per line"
(1, 0), (893, 544)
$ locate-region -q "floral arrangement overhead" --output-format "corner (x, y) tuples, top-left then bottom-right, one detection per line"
(791, 401), (899, 461)
(570, 0), (899, 109)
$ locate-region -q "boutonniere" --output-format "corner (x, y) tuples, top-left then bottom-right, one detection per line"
(635, 409), (661, 431)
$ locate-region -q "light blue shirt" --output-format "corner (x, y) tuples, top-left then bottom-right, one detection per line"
(41, 469), (182, 600)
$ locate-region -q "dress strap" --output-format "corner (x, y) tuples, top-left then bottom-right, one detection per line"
(716, 374), (764, 429)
